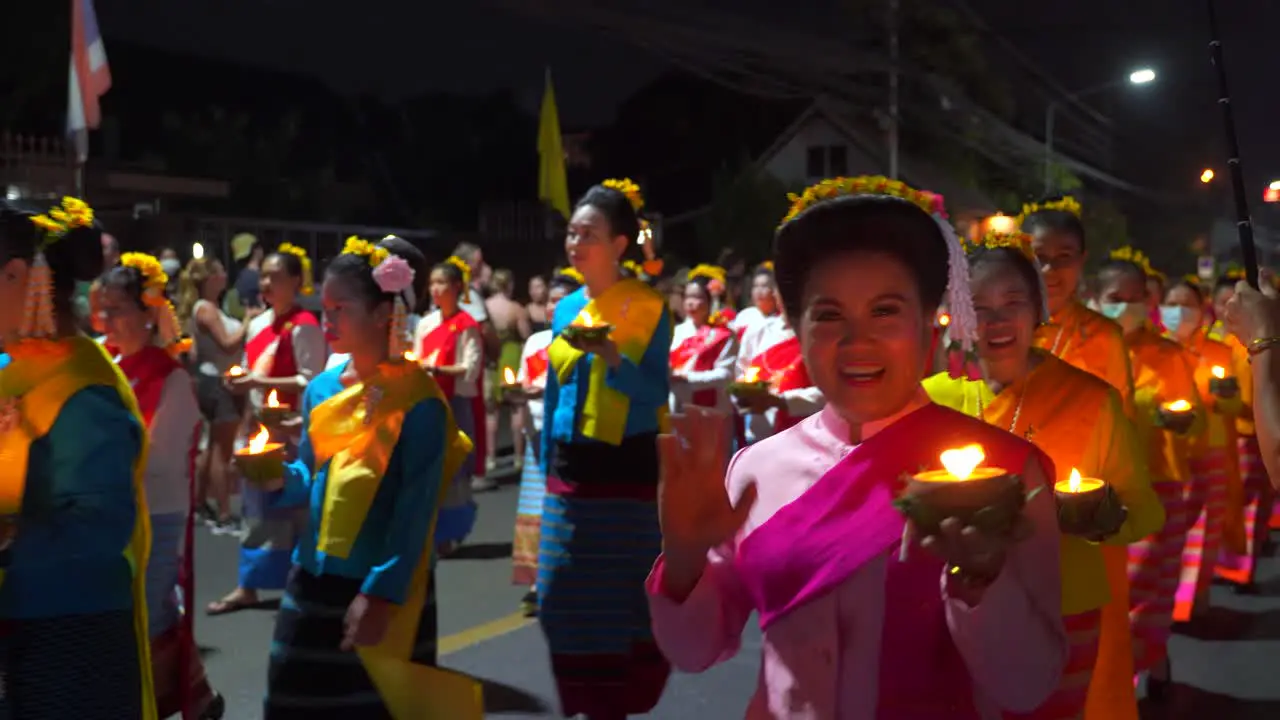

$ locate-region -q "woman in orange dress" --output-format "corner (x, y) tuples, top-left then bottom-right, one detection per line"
(925, 233), (1162, 720)
(1162, 278), (1243, 624)
(1095, 253), (1204, 693)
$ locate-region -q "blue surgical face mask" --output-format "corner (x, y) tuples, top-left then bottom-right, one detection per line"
(1099, 301), (1146, 333)
(1160, 305), (1199, 333)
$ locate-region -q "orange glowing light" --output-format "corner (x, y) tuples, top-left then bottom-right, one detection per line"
(266, 390), (282, 409)
(1162, 399), (1192, 413)
(575, 311), (595, 328)
(1200, 169), (1215, 184)
(939, 444), (986, 481)
(938, 312), (951, 327)
(404, 351), (417, 363)
(226, 365), (246, 377)
(1212, 365), (1226, 380)
(986, 214), (1016, 234)
(743, 366), (762, 383)
(247, 425), (271, 454)
(1056, 467), (1105, 494)
(503, 367), (517, 385)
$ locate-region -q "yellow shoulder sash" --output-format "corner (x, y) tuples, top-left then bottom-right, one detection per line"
(546, 279), (667, 444)
(0, 337), (156, 720)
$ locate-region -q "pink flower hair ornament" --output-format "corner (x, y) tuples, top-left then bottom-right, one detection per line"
(372, 255), (415, 295)
(372, 255), (417, 359)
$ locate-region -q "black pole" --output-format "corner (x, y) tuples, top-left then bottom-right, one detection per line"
(1207, 0), (1260, 288)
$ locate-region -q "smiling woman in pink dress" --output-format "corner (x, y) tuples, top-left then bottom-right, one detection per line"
(647, 177), (1068, 719)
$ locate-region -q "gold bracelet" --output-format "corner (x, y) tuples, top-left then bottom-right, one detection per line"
(1248, 336), (1280, 356)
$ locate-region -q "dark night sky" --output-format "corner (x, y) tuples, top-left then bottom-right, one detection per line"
(101, 0), (1279, 198)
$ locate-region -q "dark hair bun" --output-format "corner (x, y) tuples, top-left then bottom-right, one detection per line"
(575, 184), (641, 243)
(0, 198), (103, 282)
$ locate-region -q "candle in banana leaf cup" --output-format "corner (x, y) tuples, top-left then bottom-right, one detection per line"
(1053, 468), (1124, 537)
(728, 365), (770, 398)
(224, 364), (246, 380)
(894, 444), (1028, 537)
(1209, 365), (1239, 398)
(1156, 399), (1195, 434)
(234, 425), (286, 490)
(562, 311), (612, 343)
(258, 389), (295, 426)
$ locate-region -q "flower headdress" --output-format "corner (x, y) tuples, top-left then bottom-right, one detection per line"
(552, 266), (585, 286)
(276, 242), (314, 296)
(688, 264), (727, 285)
(1220, 265), (1246, 282)
(758, 260), (775, 274)
(778, 176), (979, 375)
(1014, 196), (1083, 227)
(22, 196), (95, 339)
(966, 230), (1049, 323)
(119, 252), (191, 356)
(443, 255), (473, 303)
(341, 236), (416, 357)
(1109, 246), (1155, 276)
(602, 178), (644, 213)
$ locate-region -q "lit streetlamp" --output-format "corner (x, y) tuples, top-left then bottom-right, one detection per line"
(1201, 169), (1215, 184)
(1045, 68), (1157, 194)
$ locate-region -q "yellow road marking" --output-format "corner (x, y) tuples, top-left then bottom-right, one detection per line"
(439, 611), (534, 656)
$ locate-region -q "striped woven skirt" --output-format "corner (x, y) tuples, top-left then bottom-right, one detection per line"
(0, 609), (143, 719)
(265, 567), (438, 720)
(147, 512), (216, 718)
(1004, 609), (1101, 720)
(536, 432), (671, 717)
(435, 395), (478, 547)
(1127, 481), (1189, 673)
(1217, 435), (1274, 587)
(1175, 451), (1229, 621)
(511, 435), (545, 586)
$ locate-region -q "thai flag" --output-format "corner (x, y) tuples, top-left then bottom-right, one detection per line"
(67, 0), (111, 161)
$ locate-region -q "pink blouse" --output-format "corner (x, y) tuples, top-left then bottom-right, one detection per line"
(646, 396), (1066, 719)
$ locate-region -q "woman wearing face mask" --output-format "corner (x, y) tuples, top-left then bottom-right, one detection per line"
(508, 267), (582, 617)
(1020, 197), (1135, 410)
(669, 264), (738, 456)
(1095, 252), (1204, 688)
(650, 177), (1066, 718)
(1161, 278), (1244, 631)
(101, 253), (224, 719)
(925, 231), (1163, 720)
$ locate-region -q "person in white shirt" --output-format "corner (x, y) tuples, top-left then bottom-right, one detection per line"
(734, 311), (825, 443)
(729, 261), (781, 338)
(670, 265), (739, 456)
(414, 256), (485, 555)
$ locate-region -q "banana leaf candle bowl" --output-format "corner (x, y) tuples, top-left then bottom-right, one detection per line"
(728, 366), (770, 399)
(1054, 468), (1124, 537)
(258, 389), (296, 426)
(1156, 399), (1195, 434)
(1209, 365), (1239, 399)
(235, 425), (286, 490)
(562, 312), (612, 344)
(894, 444), (1029, 538)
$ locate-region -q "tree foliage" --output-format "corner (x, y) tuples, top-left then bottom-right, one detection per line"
(695, 168), (793, 263)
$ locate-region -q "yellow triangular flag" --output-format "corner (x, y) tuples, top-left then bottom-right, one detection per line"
(358, 649), (484, 720)
(538, 67), (572, 220)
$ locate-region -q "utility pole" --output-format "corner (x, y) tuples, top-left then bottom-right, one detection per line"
(888, 0), (900, 179)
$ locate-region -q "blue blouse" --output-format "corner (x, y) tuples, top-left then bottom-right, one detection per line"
(0, 386), (141, 618)
(277, 365), (446, 604)
(541, 287), (672, 466)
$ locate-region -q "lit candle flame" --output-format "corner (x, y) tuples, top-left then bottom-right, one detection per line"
(743, 366), (762, 383)
(1069, 468), (1083, 493)
(227, 365), (245, 377)
(1164, 399), (1192, 412)
(939, 444), (986, 481)
(266, 390), (282, 408)
(503, 367), (516, 385)
(938, 312), (951, 327)
(247, 425), (271, 453)
(1212, 365), (1226, 380)
(404, 351), (417, 363)
(576, 311), (595, 328)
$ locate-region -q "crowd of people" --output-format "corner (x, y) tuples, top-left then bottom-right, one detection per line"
(1, 174), (1280, 719)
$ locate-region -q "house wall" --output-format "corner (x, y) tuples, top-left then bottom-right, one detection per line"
(761, 116), (884, 187)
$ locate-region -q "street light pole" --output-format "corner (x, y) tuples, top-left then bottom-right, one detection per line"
(1042, 69), (1156, 196)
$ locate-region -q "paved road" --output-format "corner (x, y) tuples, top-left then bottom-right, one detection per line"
(194, 476), (1280, 719)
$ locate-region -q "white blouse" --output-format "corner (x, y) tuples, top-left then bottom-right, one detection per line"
(244, 308), (328, 409)
(516, 329), (554, 433)
(413, 310), (484, 398)
(669, 318), (738, 416)
(144, 367), (201, 516)
(736, 315), (825, 444)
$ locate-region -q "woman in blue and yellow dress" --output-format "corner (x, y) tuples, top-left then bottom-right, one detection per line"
(262, 238), (475, 719)
(538, 179), (674, 718)
(0, 197), (156, 718)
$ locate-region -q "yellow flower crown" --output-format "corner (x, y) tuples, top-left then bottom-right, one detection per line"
(1015, 196), (1082, 228)
(621, 259), (643, 276)
(968, 229), (1035, 261)
(779, 176), (946, 228)
(119, 252), (170, 308)
(688, 264), (727, 284)
(552, 266), (584, 285)
(444, 255), (472, 286)
(276, 242), (315, 295)
(758, 260), (775, 273)
(1109, 245), (1156, 277)
(602, 178), (645, 213)
(29, 196), (94, 250)
(1221, 266), (1246, 282)
(341, 236), (390, 267)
